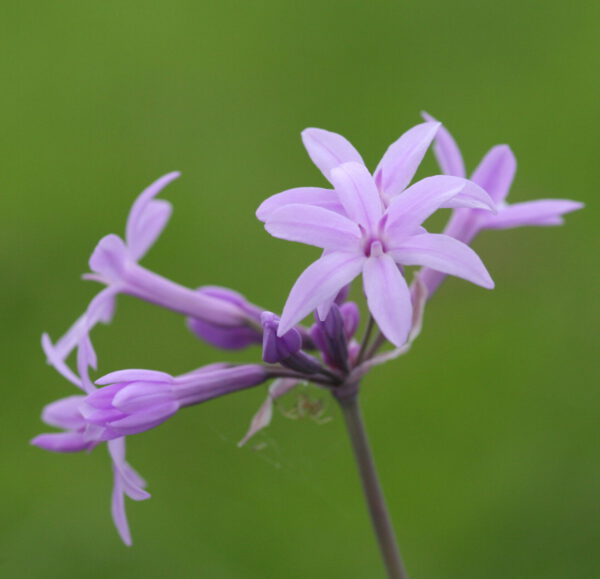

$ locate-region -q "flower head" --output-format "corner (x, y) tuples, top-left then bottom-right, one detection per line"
(32, 332), (149, 546)
(259, 126), (496, 346)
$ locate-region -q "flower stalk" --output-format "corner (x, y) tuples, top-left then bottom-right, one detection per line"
(338, 393), (409, 579)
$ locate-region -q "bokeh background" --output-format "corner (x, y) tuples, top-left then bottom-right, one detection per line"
(3, 1), (598, 577)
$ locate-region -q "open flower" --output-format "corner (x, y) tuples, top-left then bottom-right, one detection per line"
(262, 161), (495, 346)
(32, 333), (149, 546)
(257, 121), (495, 222)
(418, 112), (584, 295)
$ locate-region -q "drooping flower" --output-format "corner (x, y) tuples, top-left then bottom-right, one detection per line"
(43, 173), (262, 376)
(34, 322), (272, 543)
(82, 364), (270, 441)
(417, 112), (584, 295)
(261, 160), (496, 347)
(32, 332), (149, 546)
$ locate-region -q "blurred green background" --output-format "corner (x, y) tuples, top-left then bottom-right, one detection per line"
(3, 1), (598, 577)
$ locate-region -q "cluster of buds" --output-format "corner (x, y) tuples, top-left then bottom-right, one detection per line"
(33, 114), (582, 545)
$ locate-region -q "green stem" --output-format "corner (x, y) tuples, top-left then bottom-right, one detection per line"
(338, 394), (409, 579)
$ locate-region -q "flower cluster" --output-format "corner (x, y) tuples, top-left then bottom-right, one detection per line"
(33, 114), (582, 544)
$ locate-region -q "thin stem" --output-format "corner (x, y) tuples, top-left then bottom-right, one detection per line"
(338, 394), (409, 579)
(365, 330), (387, 360)
(356, 315), (376, 365)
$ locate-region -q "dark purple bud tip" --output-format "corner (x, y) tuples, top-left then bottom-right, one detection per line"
(261, 312), (302, 364)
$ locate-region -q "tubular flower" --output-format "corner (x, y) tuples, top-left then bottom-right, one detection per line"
(262, 160), (495, 346)
(43, 173), (262, 376)
(83, 364), (270, 441)
(418, 112), (584, 295)
(32, 333), (149, 546)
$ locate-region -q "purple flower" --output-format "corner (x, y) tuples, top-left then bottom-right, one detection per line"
(83, 364), (270, 441)
(42, 173), (181, 372)
(43, 173), (261, 376)
(257, 121), (494, 223)
(33, 323), (270, 544)
(32, 333), (149, 546)
(261, 158), (495, 347)
(418, 112), (584, 295)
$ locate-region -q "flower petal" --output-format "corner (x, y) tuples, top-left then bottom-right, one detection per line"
(111, 466), (132, 546)
(278, 252), (365, 336)
(107, 403), (179, 436)
(108, 439), (150, 501)
(256, 187), (343, 222)
(483, 199), (584, 230)
(125, 172), (180, 261)
(112, 382), (176, 413)
(374, 121), (440, 200)
(31, 432), (94, 453)
(96, 369), (174, 386)
(384, 176), (493, 239)
(41, 395), (87, 429)
(362, 254), (412, 347)
(301, 128), (364, 181)
(471, 145), (516, 203)
(265, 204), (362, 251)
(89, 234), (130, 282)
(389, 233), (494, 289)
(330, 162), (383, 233)
(421, 112), (466, 178)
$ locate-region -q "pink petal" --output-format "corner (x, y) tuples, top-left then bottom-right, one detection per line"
(374, 121), (440, 200)
(256, 187), (343, 222)
(265, 204), (362, 251)
(389, 233), (494, 289)
(127, 200), (173, 262)
(111, 466), (132, 546)
(421, 112), (466, 178)
(108, 439), (150, 501)
(484, 199), (583, 230)
(125, 172), (180, 261)
(89, 234), (130, 282)
(329, 162), (383, 233)
(301, 128), (364, 182)
(112, 382), (176, 413)
(471, 145), (516, 203)
(41, 333), (82, 388)
(31, 432), (94, 453)
(41, 395), (87, 429)
(108, 403), (179, 436)
(278, 252), (365, 336)
(96, 369), (173, 386)
(384, 176), (493, 239)
(363, 254), (412, 347)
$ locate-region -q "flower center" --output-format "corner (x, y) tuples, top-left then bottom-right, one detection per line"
(364, 239), (385, 258)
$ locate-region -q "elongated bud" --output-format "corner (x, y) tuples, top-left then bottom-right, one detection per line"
(187, 286), (263, 350)
(310, 302), (360, 370)
(311, 304), (348, 370)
